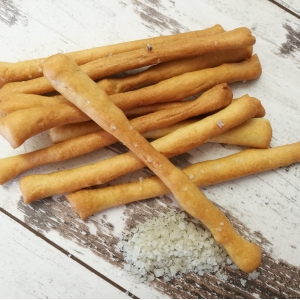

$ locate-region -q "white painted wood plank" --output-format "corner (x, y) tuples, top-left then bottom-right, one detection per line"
(274, 0), (300, 15)
(0, 0), (300, 298)
(0, 212), (130, 299)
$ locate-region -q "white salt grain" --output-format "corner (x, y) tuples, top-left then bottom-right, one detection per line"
(216, 120), (225, 128)
(240, 278), (247, 287)
(118, 209), (234, 282)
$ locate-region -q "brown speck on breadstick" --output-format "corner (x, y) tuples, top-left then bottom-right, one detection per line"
(146, 44), (153, 51)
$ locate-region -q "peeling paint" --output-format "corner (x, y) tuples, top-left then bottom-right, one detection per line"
(0, 0), (27, 27)
(17, 193), (300, 298)
(279, 23), (300, 56)
(131, 0), (189, 34)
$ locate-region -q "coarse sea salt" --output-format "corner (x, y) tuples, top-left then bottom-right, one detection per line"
(116, 209), (237, 283)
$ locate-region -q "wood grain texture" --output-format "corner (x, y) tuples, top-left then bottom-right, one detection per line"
(0, 211), (130, 298)
(0, 0), (300, 298)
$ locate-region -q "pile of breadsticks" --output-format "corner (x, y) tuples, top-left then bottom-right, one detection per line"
(1, 25), (300, 274)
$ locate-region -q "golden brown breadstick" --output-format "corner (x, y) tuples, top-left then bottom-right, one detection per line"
(0, 27), (256, 100)
(19, 94), (258, 202)
(67, 142), (300, 220)
(124, 101), (189, 118)
(98, 46), (253, 94)
(49, 121), (101, 143)
(109, 55), (262, 111)
(0, 25), (224, 87)
(0, 83), (232, 184)
(0, 103), (89, 148)
(0, 93), (67, 116)
(209, 118), (272, 148)
(50, 97), (266, 143)
(40, 53), (260, 273)
(50, 102), (195, 143)
(232, 98), (265, 118)
(145, 118), (272, 149)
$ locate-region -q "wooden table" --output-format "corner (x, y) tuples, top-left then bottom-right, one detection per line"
(0, 0), (299, 298)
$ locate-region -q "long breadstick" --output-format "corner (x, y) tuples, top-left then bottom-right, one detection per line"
(19, 94), (258, 203)
(0, 103), (90, 148)
(0, 93), (67, 116)
(124, 101), (190, 118)
(67, 142), (300, 220)
(144, 118), (272, 149)
(0, 27), (256, 100)
(98, 46), (253, 94)
(39, 53), (261, 273)
(50, 117), (271, 150)
(49, 98), (266, 143)
(0, 83), (232, 183)
(108, 54), (261, 111)
(0, 25), (224, 87)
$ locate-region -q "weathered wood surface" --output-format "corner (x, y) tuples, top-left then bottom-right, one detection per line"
(0, 212), (130, 298)
(0, 0), (300, 298)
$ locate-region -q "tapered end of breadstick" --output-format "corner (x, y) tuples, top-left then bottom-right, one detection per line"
(0, 119), (20, 149)
(223, 235), (262, 273)
(67, 190), (109, 219)
(210, 118), (272, 149)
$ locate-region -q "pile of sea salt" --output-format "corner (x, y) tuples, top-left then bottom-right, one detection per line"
(116, 209), (249, 283)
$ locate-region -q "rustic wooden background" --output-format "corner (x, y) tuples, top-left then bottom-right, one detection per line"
(0, 0), (299, 298)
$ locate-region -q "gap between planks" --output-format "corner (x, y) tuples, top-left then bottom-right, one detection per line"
(268, 0), (300, 19)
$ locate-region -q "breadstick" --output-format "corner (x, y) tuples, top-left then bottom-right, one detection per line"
(49, 101), (185, 142)
(108, 54), (261, 111)
(209, 118), (272, 148)
(0, 25), (224, 87)
(0, 83), (232, 184)
(124, 101), (189, 118)
(144, 118), (272, 149)
(0, 27), (256, 100)
(0, 93), (67, 116)
(50, 97), (266, 143)
(0, 103), (89, 148)
(19, 94), (258, 202)
(40, 53), (261, 272)
(98, 46), (253, 94)
(67, 142), (300, 220)
(49, 121), (101, 143)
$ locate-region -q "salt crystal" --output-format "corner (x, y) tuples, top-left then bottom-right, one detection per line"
(178, 222), (185, 230)
(240, 279), (247, 287)
(154, 268), (164, 277)
(216, 120), (225, 128)
(248, 270), (260, 280)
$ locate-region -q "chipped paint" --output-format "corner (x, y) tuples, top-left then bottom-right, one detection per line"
(131, 0), (189, 34)
(279, 23), (300, 56)
(0, 0), (27, 26)
(17, 193), (300, 298)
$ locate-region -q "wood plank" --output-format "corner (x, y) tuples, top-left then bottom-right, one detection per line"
(0, 211), (130, 299)
(0, 0), (300, 298)
(272, 0), (300, 16)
